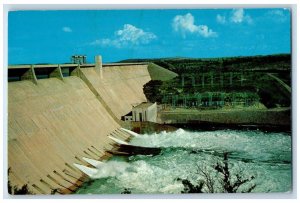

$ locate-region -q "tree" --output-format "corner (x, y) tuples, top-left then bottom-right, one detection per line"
(180, 152), (256, 193)
(214, 152), (256, 193)
(143, 80), (163, 103)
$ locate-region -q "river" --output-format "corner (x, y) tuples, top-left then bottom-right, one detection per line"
(76, 129), (292, 194)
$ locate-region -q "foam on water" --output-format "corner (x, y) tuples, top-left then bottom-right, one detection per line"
(76, 129), (292, 194)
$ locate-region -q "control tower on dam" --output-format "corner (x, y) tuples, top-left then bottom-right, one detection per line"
(7, 56), (178, 194)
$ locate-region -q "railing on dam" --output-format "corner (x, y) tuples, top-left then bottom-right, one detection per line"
(7, 62), (149, 82)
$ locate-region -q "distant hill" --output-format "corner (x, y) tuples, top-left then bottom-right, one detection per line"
(119, 56), (192, 63)
(118, 54), (291, 74)
(118, 54), (290, 63)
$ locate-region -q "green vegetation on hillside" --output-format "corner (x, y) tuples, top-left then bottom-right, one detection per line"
(137, 54), (291, 109)
(120, 54), (290, 73)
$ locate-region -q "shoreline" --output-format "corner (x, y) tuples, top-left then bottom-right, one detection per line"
(158, 107), (291, 130)
(169, 122), (291, 133)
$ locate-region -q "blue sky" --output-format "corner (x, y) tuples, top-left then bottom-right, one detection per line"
(8, 8), (291, 64)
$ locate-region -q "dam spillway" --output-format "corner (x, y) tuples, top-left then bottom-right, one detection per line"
(7, 61), (176, 194)
(80, 65), (151, 120)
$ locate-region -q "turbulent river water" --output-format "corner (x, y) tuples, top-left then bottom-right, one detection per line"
(76, 129), (292, 194)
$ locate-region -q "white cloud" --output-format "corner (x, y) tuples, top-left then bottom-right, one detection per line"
(231, 9), (244, 23)
(116, 24), (156, 45)
(230, 9), (253, 24)
(269, 10), (285, 17)
(216, 14), (226, 24)
(91, 24), (157, 48)
(62, 27), (72, 32)
(266, 9), (289, 23)
(172, 13), (217, 38)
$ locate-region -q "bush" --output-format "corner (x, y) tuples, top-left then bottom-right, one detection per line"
(121, 188), (132, 194)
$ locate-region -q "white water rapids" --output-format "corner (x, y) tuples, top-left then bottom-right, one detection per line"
(76, 129), (291, 194)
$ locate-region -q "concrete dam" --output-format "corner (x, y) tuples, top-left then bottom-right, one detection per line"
(7, 59), (177, 194)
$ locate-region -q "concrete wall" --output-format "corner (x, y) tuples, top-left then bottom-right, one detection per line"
(80, 65), (151, 119)
(147, 103), (157, 122)
(8, 62), (176, 194)
(159, 108), (291, 127)
(131, 121), (177, 134)
(8, 77), (131, 194)
(132, 103), (157, 122)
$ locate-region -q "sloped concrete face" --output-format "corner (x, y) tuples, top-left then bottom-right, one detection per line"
(8, 77), (121, 194)
(7, 63), (177, 194)
(80, 65), (152, 120)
